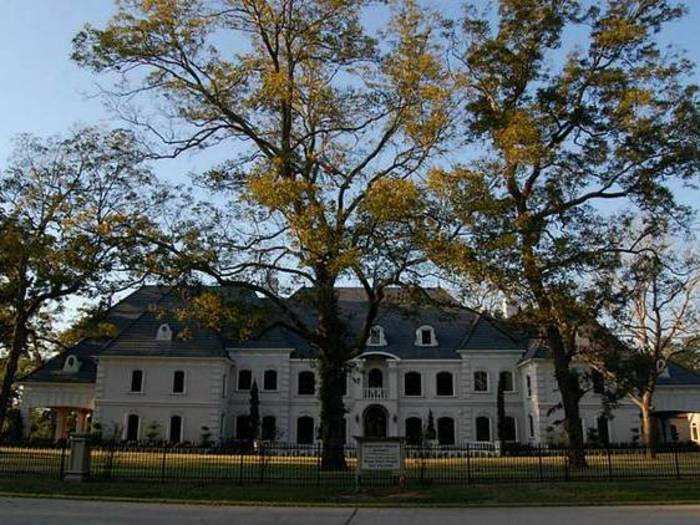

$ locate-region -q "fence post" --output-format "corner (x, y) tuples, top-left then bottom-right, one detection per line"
(64, 434), (91, 482)
(466, 443), (472, 485)
(564, 449), (570, 482)
(537, 446), (544, 482)
(238, 449), (244, 486)
(674, 446), (681, 480)
(606, 447), (613, 481)
(316, 443), (321, 487)
(59, 441), (67, 480)
(160, 445), (167, 483)
(259, 443), (265, 484)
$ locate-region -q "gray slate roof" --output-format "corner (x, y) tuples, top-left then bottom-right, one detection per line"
(20, 286), (170, 383)
(20, 286), (700, 388)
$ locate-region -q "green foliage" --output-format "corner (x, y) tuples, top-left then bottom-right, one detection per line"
(200, 426), (213, 447)
(0, 127), (159, 432)
(71, 0), (453, 469)
(426, 0), (698, 450)
(425, 410), (436, 442)
(249, 380), (260, 441)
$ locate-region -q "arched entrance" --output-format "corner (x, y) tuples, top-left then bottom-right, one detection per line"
(363, 404), (388, 438)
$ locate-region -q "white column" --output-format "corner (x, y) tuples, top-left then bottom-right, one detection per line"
(20, 405), (31, 438)
(54, 408), (67, 441)
(387, 361), (398, 401)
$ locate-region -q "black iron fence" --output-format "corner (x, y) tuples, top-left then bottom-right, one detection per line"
(0, 441), (68, 480)
(2, 440), (699, 486)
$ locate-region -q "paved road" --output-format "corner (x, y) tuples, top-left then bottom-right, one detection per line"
(2, 497), (700, 524)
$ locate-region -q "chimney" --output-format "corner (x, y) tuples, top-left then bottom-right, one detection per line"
(501, 298), (518, 319)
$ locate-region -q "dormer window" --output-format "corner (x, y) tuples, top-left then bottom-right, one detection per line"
(368, 325), (386, 346)
(156, 323), (173, 342)
(415, 325), (437, 346)
(63, 355), (80, 373)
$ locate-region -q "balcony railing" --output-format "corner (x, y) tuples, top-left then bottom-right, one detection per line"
(363, 387), (387, 400)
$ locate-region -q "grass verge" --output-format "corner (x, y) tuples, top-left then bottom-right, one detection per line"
(1, 477), (700, 507)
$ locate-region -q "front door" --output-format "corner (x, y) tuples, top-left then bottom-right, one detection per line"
(363, 405), (387, 438)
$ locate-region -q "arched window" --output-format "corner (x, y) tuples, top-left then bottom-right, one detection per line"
(597, 416), (610, 445)
(130, 370), (144, 393)
(156, 323), (172, 341)
(502, 416), (517, 442)
(169, 415), (183, 443)
(473, 371), (488, 392)
(297, 416), (314, 444)
(415, 325), (437, 346)
(263, 370), (278, 391)
(404, 372), (422, 396)
(437, 417), (455, 445)
(368, 325), (386, 346)
(126, 414), (140, 442)
(172, 370), (185, 394)
(237, 369), (252, 391)
(261, 416), (276, 441)
(368, 368), (383, 388)
(298, 371), (315, 395)
(405, 417), (423, 445)
(476, 416), (491, 442)
(436, 372), (454, 396)
(499, 371), (514, 392)
(236, 415), (252, 440)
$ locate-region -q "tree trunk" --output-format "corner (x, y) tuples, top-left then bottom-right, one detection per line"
(319, 359), (348, 470)
(547, 325), (586, 467)
(314, 274), (349, 470)
(521, 242), (585, 466)
(0, 320), (28, 438)
(640, 392), (657, 457)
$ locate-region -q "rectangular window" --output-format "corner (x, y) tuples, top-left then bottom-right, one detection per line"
(421, 329), (432, 345)
(130, 370), (143, 393)
(473, 371), (488, 392)
(499, 371), (514, 392)
(172, 370), (185, 394)
(404, 372), (422, 396)
(238, 370), (252, 391)
(222, 374), (227, 398)
(264, 370), (278, 391)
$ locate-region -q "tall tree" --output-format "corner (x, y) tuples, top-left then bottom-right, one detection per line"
(585, 234), (700, 449)
(0, 128), (156, 435)
(426, 0), (698, 462)
(72, 0), (451, 468)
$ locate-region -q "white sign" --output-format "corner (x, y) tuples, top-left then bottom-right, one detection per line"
(360, 441), (402, 471)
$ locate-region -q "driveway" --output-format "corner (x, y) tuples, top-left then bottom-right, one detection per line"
(2, 497), (700, 524)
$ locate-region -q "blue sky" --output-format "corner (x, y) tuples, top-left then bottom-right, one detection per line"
(1, 1), (698, 318)
(1, 0), (698, 192)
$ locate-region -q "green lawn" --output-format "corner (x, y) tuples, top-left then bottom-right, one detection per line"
(1, 477), (700, 507)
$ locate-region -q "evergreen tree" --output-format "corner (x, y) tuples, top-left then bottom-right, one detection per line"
(249, 380), (260, 441)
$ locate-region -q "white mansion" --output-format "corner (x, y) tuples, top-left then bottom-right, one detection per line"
(17, 286), (700, 447)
